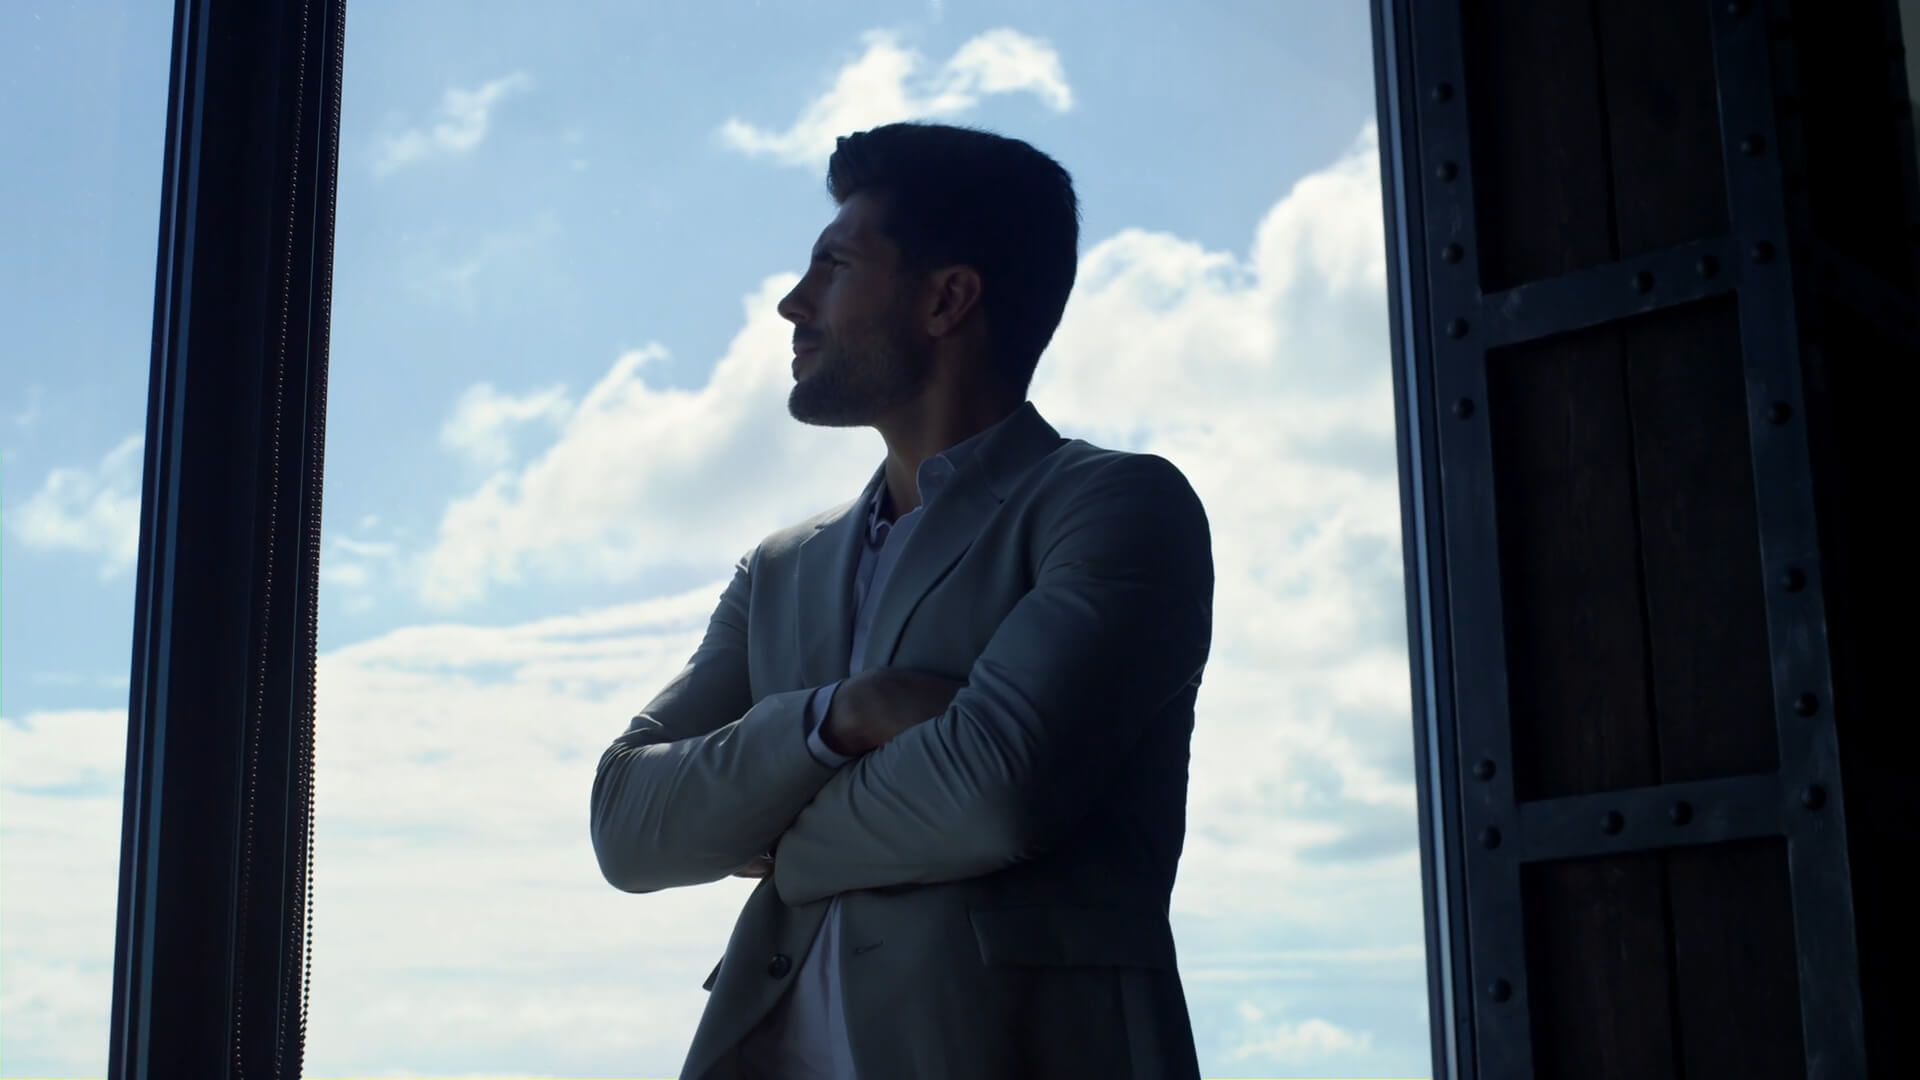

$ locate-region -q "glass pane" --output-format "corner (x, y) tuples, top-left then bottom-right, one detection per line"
(310, 4), (1421, 1077)
(0, 2), (174, 1075)
(0, 4), (1423, 1080)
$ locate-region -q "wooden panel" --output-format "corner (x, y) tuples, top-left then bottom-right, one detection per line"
(1623, 299), (1777, 783)
(1665, 839), (1804, 1080)
(1464, 0), (1730, 291)
(1521, 854), (1678, 1080)
(1488, 329), (1660, 802)
(1490, 299), (1776, 802)
(1593, 0), (1730, 257)
(1462, 0), (1617, 292)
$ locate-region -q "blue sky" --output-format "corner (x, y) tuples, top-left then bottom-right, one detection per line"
(2, 2), (1427, 1076)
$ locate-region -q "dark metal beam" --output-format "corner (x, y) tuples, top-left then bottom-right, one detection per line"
(1707, 4), (1867, 1074)
(107, 1), (345, 1077)
(1513, 773), (1782, 862)
(1479, 237), (1743, 349)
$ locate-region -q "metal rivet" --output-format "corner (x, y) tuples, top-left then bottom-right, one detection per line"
(1431, 82), (1454, 103)
(1453, 397), (1476, 419)
(1488, 979), (1512, 1002)
(1726, 0), (1749, 13)
(1766, 401), (1792, 424)
(1794, 692), (1819, 717)
(1472, 758), (1496, 780)
(1441, 242), (1464, 264)
(1631, 271), (1654, 293)
(1751, 240), (1776, 263)
(1446, 317), (1470, 339)
(1741, 134), (1767, 156)
(1696, 254), (1720, 278)
(1670, 801), (1693, 826)
(1781, 567), (1806, 592)
(1435, 161), (1458, 182)
(766, 953), (792, 978)
(1601, 810), (1625, 835)
(1801, 785), (1826, 810)
(1479, 827), (1502, 850)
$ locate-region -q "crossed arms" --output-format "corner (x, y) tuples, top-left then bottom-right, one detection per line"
(589, 454), (1213, 905)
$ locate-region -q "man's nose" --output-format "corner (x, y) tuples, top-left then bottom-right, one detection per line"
(777, 286), (809, 325)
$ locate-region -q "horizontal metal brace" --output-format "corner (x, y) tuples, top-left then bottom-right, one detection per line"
(1513, 772), (1785, 863)
(1478, 236), (1743, 350)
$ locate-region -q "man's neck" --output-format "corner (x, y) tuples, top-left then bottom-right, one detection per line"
(873, 393), (1021, 521)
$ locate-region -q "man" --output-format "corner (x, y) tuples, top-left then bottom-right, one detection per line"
(590, 122), (1214, 1080)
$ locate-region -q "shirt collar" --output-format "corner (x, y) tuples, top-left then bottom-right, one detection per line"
(864, 413), (1010, 542)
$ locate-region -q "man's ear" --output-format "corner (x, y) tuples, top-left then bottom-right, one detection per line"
(924, 265), (984, 337)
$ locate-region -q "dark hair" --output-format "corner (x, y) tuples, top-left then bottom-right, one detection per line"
(827, 122), (1080, 397)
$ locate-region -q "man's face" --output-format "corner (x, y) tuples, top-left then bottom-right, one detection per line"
(780, 193), (935, 427)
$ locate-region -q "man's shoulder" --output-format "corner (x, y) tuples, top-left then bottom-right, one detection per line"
(750, 494), (861, 563)
(1029, 438), (1203, 509)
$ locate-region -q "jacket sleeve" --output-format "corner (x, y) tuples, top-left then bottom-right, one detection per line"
(771, 454), (1215, 906)
(590, 550), (840, 893)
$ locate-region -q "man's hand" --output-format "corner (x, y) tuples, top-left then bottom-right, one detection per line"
(819, 667), (966, 757)
(731, 855), (773, 878)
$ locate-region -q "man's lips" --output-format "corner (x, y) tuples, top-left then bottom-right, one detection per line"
(791, 344), (820, 377)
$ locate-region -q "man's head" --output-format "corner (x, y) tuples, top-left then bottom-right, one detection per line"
(781, 123), (1080, 428)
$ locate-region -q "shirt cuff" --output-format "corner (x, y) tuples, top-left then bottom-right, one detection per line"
(804, 681), (857, 768)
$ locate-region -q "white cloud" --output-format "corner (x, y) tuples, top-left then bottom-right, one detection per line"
(374, 72), (533, 176)
(412, 294), (885, 609)
(440, 381), (572, 468)
(1230, 1004), (1375, 1062)
(9, 433), (143, 579)
(718, 29), (1072, 168)
(1, 122), (1427, 1078)
(320, 534), (403, 615)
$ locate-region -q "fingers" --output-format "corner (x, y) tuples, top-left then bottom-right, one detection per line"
(732, 856), (774, 878)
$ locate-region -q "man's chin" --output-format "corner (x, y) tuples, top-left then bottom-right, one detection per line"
(787, 385), (871, 428)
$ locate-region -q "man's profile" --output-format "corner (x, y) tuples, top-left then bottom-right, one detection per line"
(589, 122), (1214, 1080)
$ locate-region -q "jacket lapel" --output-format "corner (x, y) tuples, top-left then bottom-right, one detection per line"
(792, 463), (885, 687)
(857, 402), (1066, 672)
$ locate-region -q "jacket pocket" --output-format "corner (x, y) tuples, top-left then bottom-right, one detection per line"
(968, 905), (1177, 970)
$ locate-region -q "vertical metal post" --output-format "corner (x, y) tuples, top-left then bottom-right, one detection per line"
(1707, 4), (1867, 1076)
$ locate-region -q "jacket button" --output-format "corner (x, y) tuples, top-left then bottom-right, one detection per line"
(767, 953), (792, 978)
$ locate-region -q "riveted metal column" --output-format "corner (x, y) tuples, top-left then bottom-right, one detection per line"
(1402, 13), (1536, 1080)
(1374, 1), (1532, 1077)
(1709, 4), (1867, 1076)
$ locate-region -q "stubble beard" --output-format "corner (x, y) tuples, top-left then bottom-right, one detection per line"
(787, 329), (933, 428)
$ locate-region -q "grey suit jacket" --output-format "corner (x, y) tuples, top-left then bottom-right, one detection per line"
(590, 402), (1214, 1080)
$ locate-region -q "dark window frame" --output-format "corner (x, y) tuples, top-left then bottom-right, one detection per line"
(108, 0), (344, 1075)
